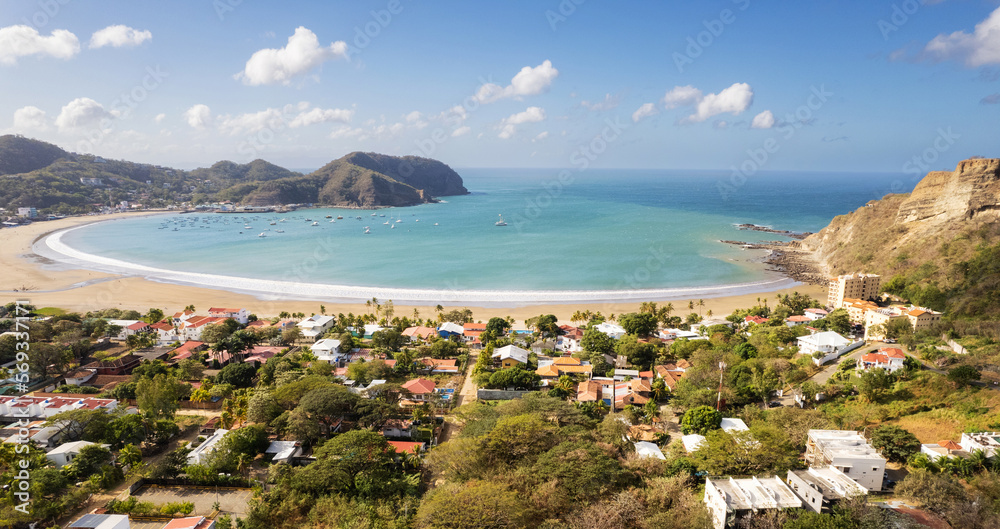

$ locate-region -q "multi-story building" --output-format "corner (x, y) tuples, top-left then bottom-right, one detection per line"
(786, 467), (868, 513)
(843, 299), (881, 323)
(907, 307), (943, 331)
(863, 307), (907, 340)
(805, 430), (885, 491)
(827, 274), (881, 309)
(704, 476), (802, 529)
(16, 207), (37, 218)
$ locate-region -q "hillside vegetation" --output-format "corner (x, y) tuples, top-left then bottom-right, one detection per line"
(0, 136), (467, 214)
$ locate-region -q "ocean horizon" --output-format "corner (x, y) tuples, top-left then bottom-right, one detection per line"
(41, 168), (915, 304)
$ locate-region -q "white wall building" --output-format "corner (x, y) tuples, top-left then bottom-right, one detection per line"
(960, 432), (1000, 458)
(46, 440), (107, 467)
(595, 322), (626, 339)
(805, 430), (885, 491)
(68, 513), (130, 529)
(298, 315), (336, 339)
(311, 338), (343, 363)
(786, 467), (868, 513)
(188, 428), (229, 465)
(208, 307), (249, 325)
(704, 476), (802, 529)
(797, 331), (855, 366)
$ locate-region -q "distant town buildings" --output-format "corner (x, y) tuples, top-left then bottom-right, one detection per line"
(704, 476), (802, 529)
(828, 273), (881, 309)
(17, 207), (37, 218)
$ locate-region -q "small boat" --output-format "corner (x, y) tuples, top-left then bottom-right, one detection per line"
(380, 214), (386, 217)
(311, 221), (319, 226)
(383, 221), (390, 225)
(280, 218), (287, 222)
(325, 215), (332, 219)
(336, 215), (343, 219)
(364, 226), (370, 234)
(356, 216), (362, 220)
(258, 232), (267, 238)
(395, 219), (402, 223)
(269, 221), (276, 225)
(305, 218), (312, 222)
(495, 214), (507, 227)
(415, 219), (420, 222)
(371, 213), (377, 216)
(391, 224), (395, 229)
(172, 228), (179, 231)
(275, 229), (284, 233)
(330, 219), (336, 223)
(434, 223), (439, 226)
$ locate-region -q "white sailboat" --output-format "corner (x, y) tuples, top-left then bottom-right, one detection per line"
(495, 214), (507, 227)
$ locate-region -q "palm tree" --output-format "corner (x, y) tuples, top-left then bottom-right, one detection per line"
(554, 375), (574, 396)
(643, 399), (660, 424)
(184, 304), (195, 312)
(651, 378), (668, 401)
(698, 299), (705, 316)
(968, 449), (989, 472)
(706, 309), (713, 318)
(412, 308), (420, 320)
(320, 305), (326, 315)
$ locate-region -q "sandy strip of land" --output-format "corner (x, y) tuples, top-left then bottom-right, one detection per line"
(0, 213), (826, 324)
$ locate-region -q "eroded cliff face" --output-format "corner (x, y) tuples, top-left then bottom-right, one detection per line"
(896, 158), (1000, 224)
(800, 158), (1000, 277)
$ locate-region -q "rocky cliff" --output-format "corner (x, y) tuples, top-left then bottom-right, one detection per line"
(798, 158), (1000, 284)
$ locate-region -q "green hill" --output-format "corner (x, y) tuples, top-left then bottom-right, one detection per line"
(0, 135), (70, 176)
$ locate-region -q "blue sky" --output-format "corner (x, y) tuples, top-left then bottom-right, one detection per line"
(0, 0), (998, 172)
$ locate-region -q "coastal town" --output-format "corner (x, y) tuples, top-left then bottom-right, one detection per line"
(2, 268), (997, 529)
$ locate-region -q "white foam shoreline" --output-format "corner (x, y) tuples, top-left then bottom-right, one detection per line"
(38, 223), (802, 307)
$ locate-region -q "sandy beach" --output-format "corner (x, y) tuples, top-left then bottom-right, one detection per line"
(0, 213), (827, 324)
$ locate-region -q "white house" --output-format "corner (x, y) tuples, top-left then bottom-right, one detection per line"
(150, 322), (179, 344)
(960, 432), (1000, 458)
(46, 440), (107, 467)
(704, 476), (802, 529)
(858, 348), (906, 373)
(804, 308), (829, 321)
(188, 428), (229, 465)
(805, 430), (885, 491)
(208, 307), (249, 325)
(437, 322), (464, 337)
(786, 467), (868, 513)
(797, 331), (854, 366)
(492, 344), (530, 367)
(265, 440), (302, 464)
(298, 315), (336, 339)
(595, 322), (626, 339)
(921, 440), (966, 461)
(690, 319), (733, 334)
(311, 339), (343, 363)
(106, 319), (149, 340)
(634, 441), (666, 460)
(180, 316), (225, 341)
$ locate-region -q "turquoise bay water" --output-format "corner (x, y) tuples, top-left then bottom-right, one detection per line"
(61, 169), (911, 292)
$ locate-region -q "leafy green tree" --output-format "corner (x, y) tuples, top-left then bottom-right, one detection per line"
(857, 368), (895, 402)
(64, 444), (113, 481)
(292, 430), (410, 499)
(870, 425), (921, 463)
(415, 481), (533, 529)
(680, 405), (722, 435)
(297, 385), (359, 433)
(695, 424), (800, 476)
(215, 362), (257, 388)
(247, 389), (283, 424)
(481, 414), (558, 468)
(615, 335), (657, 370)
(947, 365), (981, 387)
(735, 342), (758, 360)
(371, 329), (404, 351)
(895, 469), (968, 516)
(136, 373), (184, 420)
(486, 367), (540, 390)
(481, 317), (511, 345)
(530, 440), (635, 502)
(826, 309), (851, 335)
(618, 312), (658, 337)
(581, 327), (615, 356)
(526, 314), (558, 337)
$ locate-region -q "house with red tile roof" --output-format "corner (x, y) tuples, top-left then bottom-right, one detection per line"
(786, 315), (812, 326)
(416, 357), (459, 374)
(745, 315), (769, 325)
(208, 307), (249, 324)
(150, 321), (179, 344)
(859, 347), (906, 373)
(402, 378), (436, 400)
(172, 310), (196, 325)
(577, 380), (603, 402)
(402, 326), (439, 342)
(180, 316), (225, 341)
(168, 341), (207, 363)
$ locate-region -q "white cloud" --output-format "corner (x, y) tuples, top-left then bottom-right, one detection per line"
(13, 106), (48, 130)
(55, 98), (110, 131)
(236, 26), (348, 86)
(713, 120), (729, 129)
(89, 25), (152, 49)
(288, 106), (354, 128)
(330, 126), (365, 140)
(451, 125), (471, 137)
(632, 102), (659, 123)
(581, 93), (620, 111)
(217, 103), (353, 135)
(683, 83), (754, 123)
(154, 113), (166, 124)
(475, 60), (559, 103)
(405, 111), (423, 123)
(0, 25), (79, 65)
(924, 6), (1000, 67)
(662, 85), (703, 109)
(750, 110), (775, 129)
(183, 104), (212, 129)
(533, 131), (549, 141)
(498, 106), (545, 139)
